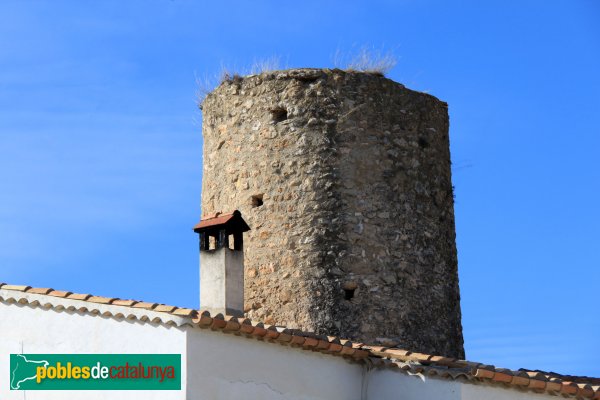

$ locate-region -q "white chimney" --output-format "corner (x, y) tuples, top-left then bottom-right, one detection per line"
(193, 210), (250, 316)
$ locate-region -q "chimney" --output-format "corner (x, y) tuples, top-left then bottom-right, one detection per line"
(193, 210), (250, 316)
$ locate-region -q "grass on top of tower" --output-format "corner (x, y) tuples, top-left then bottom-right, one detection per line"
(334, 45), (398, 76)
(195, 57), (283, 106)
(195, 49), (398, 107)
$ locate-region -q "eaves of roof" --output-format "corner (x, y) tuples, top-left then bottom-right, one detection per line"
(1, 283), (597, 399)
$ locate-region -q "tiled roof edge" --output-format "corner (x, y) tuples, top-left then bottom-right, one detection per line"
(365, 347), (599, 399)
(0, 284), (368, 360)
(1, 283), (597, 399)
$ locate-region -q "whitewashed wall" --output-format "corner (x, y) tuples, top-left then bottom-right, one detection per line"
(186, 328), (363, 399)
(0, 301), (187, 400)
(368, 369), (557, 400)
(0, 298), (363, 400)
(0, 298), (561, 400)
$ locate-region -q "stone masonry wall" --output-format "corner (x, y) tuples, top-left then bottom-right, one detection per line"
(201, 68), (464, 358)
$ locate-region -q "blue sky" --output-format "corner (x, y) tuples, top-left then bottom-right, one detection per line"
(1, 0), (598, 376)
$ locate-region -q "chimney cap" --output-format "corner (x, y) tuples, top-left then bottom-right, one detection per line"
(193, 210), (250, 234)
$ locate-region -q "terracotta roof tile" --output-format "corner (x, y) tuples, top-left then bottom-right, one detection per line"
(67, 293), (92, 301)
(194, 310), (213, 327)
(316, 339), (330, 350)
(48, 290), (72, 298)
(474, 368), (495, 379)
(132, 302), (158, 310)
(561, 381), (579, 395)
(262, 325), (278, 340)
(527, 378), (547, 390)
(154, 304), (177, 313)
(210, 315), (228, 330)
(290, 335), (305, 346)
(249, 324), (266, 338)
(525, 371), (547, 380)
(26, 287), (53, 295)
(87, 296), (115, 304)
(546, 379), (562, 392)
(223, 316), (241, 332)
(492, 370), (514, 384)
(2, 285), (31, 292)
(512, 372), (530, 386)
(112, 299), (138, 307)
(302, 337), (319, 348)
(193, 210), (250, 232)
(328, 343), (343, 352)
(578, 384), (595, 398)
(274, 328), (293, 343)
(239, 321), (255, 335)
(171, 308), (197, 317)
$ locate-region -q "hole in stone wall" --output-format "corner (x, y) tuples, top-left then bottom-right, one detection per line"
(418, 137), (429, 148)
(271, 108), (288, 123)
(344, 288), (355, 300)
(251, 194), (264, 208)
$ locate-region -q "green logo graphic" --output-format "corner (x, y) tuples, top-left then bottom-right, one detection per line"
(10, 354), (181, 390)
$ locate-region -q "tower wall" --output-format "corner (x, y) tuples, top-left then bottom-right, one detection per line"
(201, 68), (464, 358)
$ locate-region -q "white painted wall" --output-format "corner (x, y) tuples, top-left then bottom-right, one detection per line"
(368, 369), (557, 400)
(0, 296), (561, 400)
(0, 301), (187, 400)
(0, 297), (363, 400)
(186, 328), (363, 400)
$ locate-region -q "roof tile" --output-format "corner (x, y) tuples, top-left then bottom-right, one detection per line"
(132, 302), (158, 310)
(171, 308), (197, 317)
(577, 384), (595, 398)
(546, 379), (562, 392)
(302, 337), (319, 348)
(316, 339), (330, 350)
(329, 343), (343, 352)
(154, 304), (177, 313)
(290, 335), (305, 346)
(27, 287), (53, 295)
(493, 371), (514, 384)
(88, 296), (115, 304)
(2, 285), (31, 292)
(112, 299), (138, 307)
(560, 381), (579, 395)
(475, 368), (496, 379)
(527, 378), (547, 390)
(194, 311), (213, 327)
(67, 293), (92, 301)
(210, 315), (228, 330)
(48, 290), (72, 298)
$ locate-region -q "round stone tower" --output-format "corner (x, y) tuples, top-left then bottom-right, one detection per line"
(200, 68), (464, 358)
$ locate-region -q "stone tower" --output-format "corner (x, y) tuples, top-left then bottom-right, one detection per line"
(200, 68), (464, 358)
